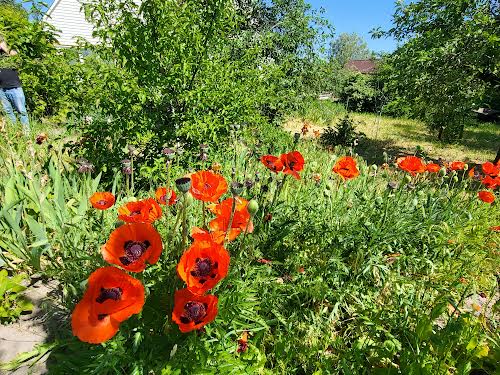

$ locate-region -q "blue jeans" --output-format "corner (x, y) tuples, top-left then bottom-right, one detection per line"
(0, 87), (30, 134)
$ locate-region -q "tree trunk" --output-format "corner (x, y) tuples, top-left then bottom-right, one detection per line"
(494, 144), (500, 165)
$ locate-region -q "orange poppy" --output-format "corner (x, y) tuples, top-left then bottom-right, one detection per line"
(102, 223), (163, 272)
(155, 187), (177, 206)
(426, 163), (440, 173)
(482, 162), (499, 177)
(478, 191), (495, 204)
(190, 170), (228, 202)
(450, 161), (466, 171)
(90, 192), (116, 210)
(332, 156), (360, 180)
(481, 175), (500, 190)
(397, 156), (426, 176)
(280, 151), (305, 180)
(118, 198), (162, 223)
(191, 227), (225, 245)
(468, 167), (477, 178)
(177, 239), (230, 295)
(172, 288), (218, 333)
(209, 197), (253, 242)
(261, 155), (284, 173)
(71, 267), (144, 344)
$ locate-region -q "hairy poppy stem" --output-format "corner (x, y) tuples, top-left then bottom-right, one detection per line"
(237, 216), (252, 254)
(131, 156), (135, 195)
(181, 199), (188, 254)
(202, 201), (206, 228)
(224, 197), (237, 244)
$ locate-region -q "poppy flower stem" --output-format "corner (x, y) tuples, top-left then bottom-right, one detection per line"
(202, 201), (206, 229)
(131, 156), (135, 195)
(224, 196), (237, 244)
(181, 200), (188, 254)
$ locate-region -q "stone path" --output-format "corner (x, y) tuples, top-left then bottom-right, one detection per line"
(0, 281), (53, 375)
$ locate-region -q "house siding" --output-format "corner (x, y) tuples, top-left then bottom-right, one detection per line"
(44, 0), (99, 46)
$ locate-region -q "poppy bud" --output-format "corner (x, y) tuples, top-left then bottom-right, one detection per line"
(163, 147), (176, 160)
(176, 177), (191, 193)
(293, 133), (300, 143)
(387, 181), (399, 190)
(371, 164), (378, 172)
(383, 151), (389, 163)
(438, 167), (447, 177)
(412, 198), (418, 207)
(247, 200), (259, 217)
(463, 164), (468, 171)
(184, 192), (194, 207)
(231, 181), (244, 196)
(453, 176), (459, 182)
(403, 174), (412, 184)
(375, 196), (383, 205)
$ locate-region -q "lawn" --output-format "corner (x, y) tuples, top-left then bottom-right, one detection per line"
(286, 100), (500, 163)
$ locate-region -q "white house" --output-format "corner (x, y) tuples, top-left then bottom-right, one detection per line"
(44, 0), (99, 46)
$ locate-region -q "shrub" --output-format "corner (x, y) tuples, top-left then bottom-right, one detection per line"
(320, 114), (365, 148)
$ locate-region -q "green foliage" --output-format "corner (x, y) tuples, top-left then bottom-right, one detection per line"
(340, 72), (380, 112)
(0, 2), (82, 120)
(0, 270), (33, 324)
(69, 0), (332, 180)
(329, 32), (373, 67)
(320, 114), (365, 148)
(376, 0), (500, 141)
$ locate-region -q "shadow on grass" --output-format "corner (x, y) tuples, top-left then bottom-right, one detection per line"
(356, 138), (409, 165)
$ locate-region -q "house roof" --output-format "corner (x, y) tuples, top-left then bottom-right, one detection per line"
(345, 59), (377, 74)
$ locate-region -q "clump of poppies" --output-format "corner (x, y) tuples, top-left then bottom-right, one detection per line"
(261, 151), (305, 180)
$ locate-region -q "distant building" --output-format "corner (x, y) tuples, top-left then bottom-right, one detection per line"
(44, 0), (99, 46)
(345, 59), (377, 74)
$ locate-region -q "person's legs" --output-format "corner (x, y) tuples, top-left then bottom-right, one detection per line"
(5, 87), (30, 134)
(0, 88), (17, 124)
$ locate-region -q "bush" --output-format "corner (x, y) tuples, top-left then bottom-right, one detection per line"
(320, 114), (365, 148)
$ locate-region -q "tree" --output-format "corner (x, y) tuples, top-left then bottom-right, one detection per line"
(329, 32), (372, 67)
(375, 0), (500, 141)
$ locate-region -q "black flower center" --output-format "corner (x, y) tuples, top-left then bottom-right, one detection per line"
(190, 258), (218, 284)
(120, 240), (151, 265)
(130, 210), (142, 217)
(288, 161), (296, 169)
(180, 301), (208, 325)
(97, 200), (107, 206)
(96, 287), (122, 304)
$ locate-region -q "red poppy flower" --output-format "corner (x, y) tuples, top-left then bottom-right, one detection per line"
(117, 198), (162, 223)
(190, 171), (228, 202)
(172, 289), (218, 333)
(280, 151), (305, 180)
(481, 175), (500, 190)
(482, 162), (499, 177)
(261, 155), (284, 173)
(102, 223), (163, 272)
(191, 227), (225, 245)
(397, 156), (426, 176)
(332, 156), (360, 180)
(177, 239), (230, 295)
(489, 226), (500, 232)
(155, 187), (177, 206)
(89, 192), (115, 210)
(426, 163), (440, 173)
(209, 197), (253, 242)
(71, 267), (145, 344)
(450, 161), (466, 171)
(478, 191), (495, 204)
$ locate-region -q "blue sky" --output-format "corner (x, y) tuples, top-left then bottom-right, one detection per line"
(21, 0), (398, 53)
(308, 0), (398, 53)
